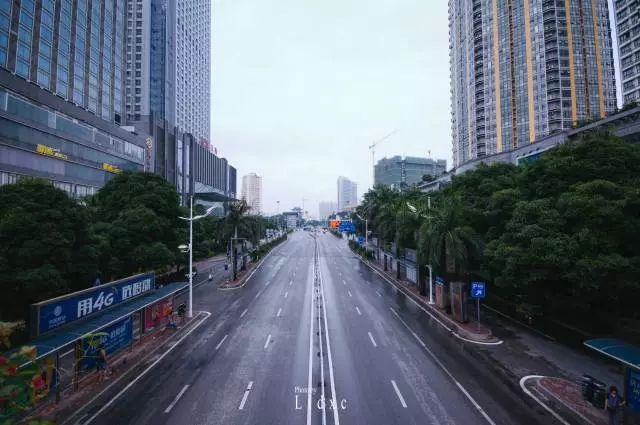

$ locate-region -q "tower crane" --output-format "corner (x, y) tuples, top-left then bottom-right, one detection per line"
(368, 129), (398, 187)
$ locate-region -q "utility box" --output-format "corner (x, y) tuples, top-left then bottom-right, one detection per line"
(450, 281), (469, 323)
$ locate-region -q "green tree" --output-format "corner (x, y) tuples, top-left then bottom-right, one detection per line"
(0, 179), (97, 322)
(89, 172), (181, 279)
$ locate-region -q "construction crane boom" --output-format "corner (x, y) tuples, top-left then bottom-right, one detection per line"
(368, 129), (398, 187)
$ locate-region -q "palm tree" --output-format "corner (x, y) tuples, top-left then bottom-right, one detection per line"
(418, 196), (480, 283)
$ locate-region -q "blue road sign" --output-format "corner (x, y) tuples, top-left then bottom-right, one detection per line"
(435, 276), (445, 285)
(357, 236), (365, 246)
(471, 281), (486, 299)
(339, 222), (355, 233)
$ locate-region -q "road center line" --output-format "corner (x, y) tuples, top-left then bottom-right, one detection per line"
(368, 332), (377, 347)
(390, 380), (407, 408)
(164, 384), (190, 413)
(215, 334), (228, 351)
(238, 381), (254, 410)
(318, 252), (340, 425)
(264, 334), (272, 349)
(355, 306), (362, 315)
(306, 261), (314, 425)
(240, 308), (248, 318)
(277, 307), (282, 317)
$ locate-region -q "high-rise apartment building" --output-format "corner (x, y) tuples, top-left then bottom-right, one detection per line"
(241, 172), (262, 214)
(375, 156), (446, 189)
(0, 0), (148, 197)
(337, 176), (358, 212)
(449, 0), (617, 168)
(124, 0), (209, 143)
(614, 0), (640, 105)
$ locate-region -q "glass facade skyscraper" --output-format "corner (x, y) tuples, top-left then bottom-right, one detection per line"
(0, 0), (146, 197)
(449, 0), (617, 168)
(0, 0), (125, 124)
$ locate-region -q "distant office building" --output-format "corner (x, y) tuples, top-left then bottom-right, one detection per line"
(375, 156), (446, 189)
(241, 172), (262, 214)
(0, 0), (148, 196)
(449, 0), (617, 168)
(614, 0), (640, 105)
(337, 176), (357, 211)
(283, 211), (300, 229)
(318, 201), (337, 220)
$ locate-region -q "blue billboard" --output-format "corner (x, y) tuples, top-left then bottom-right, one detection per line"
(82, 316), (133, 370)
(628, 369), (640, 412)
(32, 272), (155, 336)
(339, 221), (356, 233)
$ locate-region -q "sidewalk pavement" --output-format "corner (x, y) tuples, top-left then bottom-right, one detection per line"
(355, 247), (627, 424)
(365, 259), (497, 343)
(22, 313), (201, 424)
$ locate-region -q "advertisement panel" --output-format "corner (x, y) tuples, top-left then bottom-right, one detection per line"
(82, 316), (133, 370)
(628, 368), (640, 412)
(32, 272), (155, 336)
(144, 296), (174, 331)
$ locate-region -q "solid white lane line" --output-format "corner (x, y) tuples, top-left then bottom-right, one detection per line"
(284, 291), (289, 298)
(238, 381), (254, 410)
(164, 384), (190, 413)
(318, 259), (340, 425)
(240, 308), (248, 318)
(348, 290), (353, 297)
(82, 311), (211, 425)
(277, 308), (282, 317)
(368, 332), (377, 347)
(355, 306), (362, 315)
(391, 380), (407, 408)
(389, 307), (497, 425)
(215, 334), (228, 351)
(306, 263), (314, 425)
(264, 334), (272, 349)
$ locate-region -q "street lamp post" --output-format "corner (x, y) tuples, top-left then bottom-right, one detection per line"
(427, 264), (434, 304)
(179, 196), (215, 318)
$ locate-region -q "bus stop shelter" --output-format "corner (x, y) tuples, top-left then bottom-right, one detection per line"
(584, 338), (640, 421)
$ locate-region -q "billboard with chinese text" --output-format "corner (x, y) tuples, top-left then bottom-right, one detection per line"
(31, 272), (155, 337)
(81, 316), (133, 370)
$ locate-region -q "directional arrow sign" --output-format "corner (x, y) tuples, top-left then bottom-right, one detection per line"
(471, 281), (486, 299)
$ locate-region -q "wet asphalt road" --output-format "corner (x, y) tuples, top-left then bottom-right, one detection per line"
(81, 231), (549, 425)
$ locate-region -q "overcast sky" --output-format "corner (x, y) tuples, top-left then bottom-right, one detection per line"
(210, 0), (622, 218)
(210, 0), (451, 217)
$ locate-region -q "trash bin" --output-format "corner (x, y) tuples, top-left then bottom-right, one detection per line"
(581, 375), (594, 402)
(592, 381), (606, 409)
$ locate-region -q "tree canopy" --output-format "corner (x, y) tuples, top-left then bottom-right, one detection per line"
(357, 133), (640, 332)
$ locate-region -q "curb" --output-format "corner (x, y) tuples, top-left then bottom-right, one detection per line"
(358, 254), (502, 345)
(217, 239), (283, 291)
